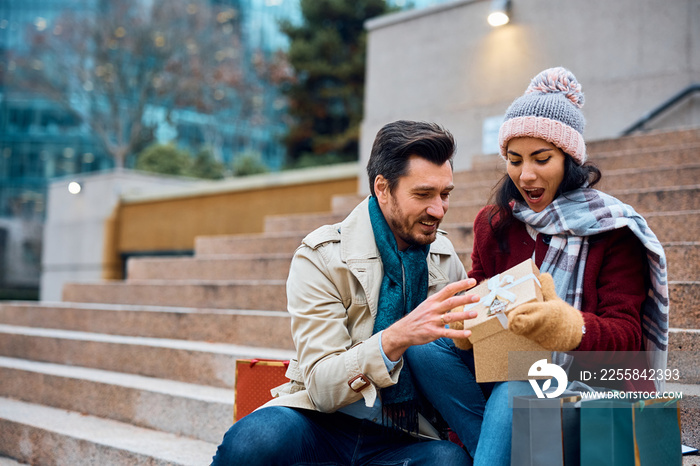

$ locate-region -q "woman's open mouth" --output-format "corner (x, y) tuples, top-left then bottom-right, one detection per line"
(523, 187), (545, 201)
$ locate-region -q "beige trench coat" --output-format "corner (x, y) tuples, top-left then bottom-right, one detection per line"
(263, 197), (467, 434)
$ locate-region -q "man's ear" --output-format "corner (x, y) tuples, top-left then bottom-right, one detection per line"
(374, 175), (390, 205)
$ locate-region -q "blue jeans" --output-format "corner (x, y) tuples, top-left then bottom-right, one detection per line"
(405, 338), (533, 466)
(211, 406), (471, 465)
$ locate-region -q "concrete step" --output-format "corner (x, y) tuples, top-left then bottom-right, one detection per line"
(592, 143), (699, 172)
(127, 253), (293, 281)
(139, 241), (697, 282)
(667, 282), (700, 329)
(189, 210), (697, 258)
(0, 302), (293, 347)
(645, 211), (700, 244)
(587, 127), (700, 153)
(140, 240), (692, 283)
(666, 243), (700, 282)
(0, 324), (294, 388)
(58, 277), (699, 328)
(470, 135), (700, 172)
(669, 329), (700, 385)
(368, 162), (700, 209)
(666, 382), (700, 450)
(264, 185), (700, 234)
(466, 242), (697, 283)
(0, 356), (233, 443)
(598, 164), (700, 191)
(63, 278), (287, 311)
(195, 232), (305, 257)
(442, 210), (700, 251)
(332, 163), (700, 214)
(0, 397), (217, 466)
(614, 185), (700, 213)
(468, 128), (700, 170)
(263, 211), (351, 234)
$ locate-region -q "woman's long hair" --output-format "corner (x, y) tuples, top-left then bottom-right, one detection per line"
(488, 154), (602, 252)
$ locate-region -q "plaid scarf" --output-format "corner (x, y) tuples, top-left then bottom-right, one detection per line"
(368, 195), (429, 433)
(512, 188), (669, 390)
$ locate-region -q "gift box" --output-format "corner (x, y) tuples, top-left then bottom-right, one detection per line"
(458, 259), (550, 382)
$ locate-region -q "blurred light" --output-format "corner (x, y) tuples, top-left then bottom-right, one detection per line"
(68, 181), (82, 195)
(488, 0), (511, 27)
(34, 17), (47, 31)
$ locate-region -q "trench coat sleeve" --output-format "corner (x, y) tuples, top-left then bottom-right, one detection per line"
(286, 244), (400, 413)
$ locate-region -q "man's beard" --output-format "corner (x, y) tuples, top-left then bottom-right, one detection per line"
(387, 200), (439, 248)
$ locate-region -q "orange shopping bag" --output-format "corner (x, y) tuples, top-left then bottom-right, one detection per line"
(234, 359), (289, 421)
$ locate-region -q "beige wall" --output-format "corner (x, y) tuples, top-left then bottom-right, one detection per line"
(360, 0), (700, 193)
(107, 164), (359, 279)
(115, 173), (358, 254)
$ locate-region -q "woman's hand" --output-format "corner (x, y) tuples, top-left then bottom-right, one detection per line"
(507, 273), (584, 351)
(449, 307), (474, 351)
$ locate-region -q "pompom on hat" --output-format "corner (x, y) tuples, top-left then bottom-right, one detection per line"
(498, 67), (587, 164)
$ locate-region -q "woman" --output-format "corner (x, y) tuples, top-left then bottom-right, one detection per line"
(405, 67), (669, 466)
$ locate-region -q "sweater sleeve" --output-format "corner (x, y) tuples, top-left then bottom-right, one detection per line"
(468, 207), (494, 283)
(576, 227), (647, 353)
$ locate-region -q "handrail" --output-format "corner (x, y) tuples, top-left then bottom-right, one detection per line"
(621, 83), (700, 136)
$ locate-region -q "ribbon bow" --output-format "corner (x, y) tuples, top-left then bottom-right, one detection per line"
(481, 274), (518, 308)
(463, 272), (541, 329)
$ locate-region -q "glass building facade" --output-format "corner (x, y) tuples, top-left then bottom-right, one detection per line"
(0, 0), (453, 292)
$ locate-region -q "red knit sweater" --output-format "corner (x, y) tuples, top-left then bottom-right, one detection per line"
(470, 206), (653, 390)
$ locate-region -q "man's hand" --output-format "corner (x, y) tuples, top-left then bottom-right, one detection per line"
(381, 278), (480, 361)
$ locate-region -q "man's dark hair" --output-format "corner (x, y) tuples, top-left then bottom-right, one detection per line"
(366, 120), (455, 196)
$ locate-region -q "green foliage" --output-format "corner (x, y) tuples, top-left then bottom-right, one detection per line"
(135, 143), (192, 176)
(280, 0), (391, 167)
(285, 151), (356, 170)
(189, 148), (226, 180)
(232, 151), (269, 177)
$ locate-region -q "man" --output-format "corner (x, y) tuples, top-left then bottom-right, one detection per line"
(211, 120), (479, 465)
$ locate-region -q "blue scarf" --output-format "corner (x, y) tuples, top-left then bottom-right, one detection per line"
(368, 196), (429, 432)
(513, 188), (669, 390)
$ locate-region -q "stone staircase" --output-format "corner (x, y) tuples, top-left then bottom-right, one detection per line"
(0, 127), (699, 465)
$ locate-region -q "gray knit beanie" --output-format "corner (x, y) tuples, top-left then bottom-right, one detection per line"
(498, 67), (587, 164)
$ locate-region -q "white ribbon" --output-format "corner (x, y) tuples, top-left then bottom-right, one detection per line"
(464, 272), (542, 329)
(482, 274), (518, 307)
